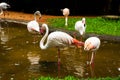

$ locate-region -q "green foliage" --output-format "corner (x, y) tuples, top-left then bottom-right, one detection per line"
(47, 17), (120, 36)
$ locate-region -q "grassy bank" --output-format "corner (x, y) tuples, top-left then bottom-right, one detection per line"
(47, 17), (120, 36)
(31, 76), (120, 80)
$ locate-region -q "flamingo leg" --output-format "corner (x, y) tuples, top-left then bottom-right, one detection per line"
(90, 52), (95, 67)
(89, 62), (95, 77)
(65, 16), (68, 26)
(57, 48), (61, 76)
(89, 52), (96, 77)
(86, 52), (90, 65)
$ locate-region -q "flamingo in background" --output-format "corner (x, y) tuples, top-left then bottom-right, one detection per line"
(27, 11), (41, 33)
(0, 2), (10, 16)
(74, 18), (86, 41)
(84, 37), (101, 65)
(39, 23), (84, 72)
(61, 8), (70, 26)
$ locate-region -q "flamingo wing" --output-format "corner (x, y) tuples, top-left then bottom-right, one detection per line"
(27, 20), (40, 33)
(46, 31), (73, 48)
(84, 37), (100, 51)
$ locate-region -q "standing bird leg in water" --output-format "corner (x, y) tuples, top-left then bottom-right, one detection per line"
(74, 18), (86, 41)
(61, 8), (70, 26)
(39, 23), (84, 75)
(84, 37), (100, 66)
(27, 11), (42, 43)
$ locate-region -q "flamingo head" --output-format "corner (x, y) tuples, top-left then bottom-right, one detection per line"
(39, 24), (46, 35)
(62, 8), (70, 16)
(84, 42), (95, 51)
(82, 18), (86, 26)
(34, 11), (42, 20)
(0, 2), (10, 9)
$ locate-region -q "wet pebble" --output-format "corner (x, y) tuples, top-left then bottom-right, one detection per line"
(118, 68), (120, 71)
(14, 63), (20, 66)
(26, 41), (29, 44)
(10, 77), (14, 80)
(6, 47), (13, 50)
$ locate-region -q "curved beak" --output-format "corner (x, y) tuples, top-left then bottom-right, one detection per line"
(38, 14), (42, 20)
(7, 4), (11, 8)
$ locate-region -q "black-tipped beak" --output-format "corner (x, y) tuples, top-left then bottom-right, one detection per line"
(39, 16), (42, 20)
(7, 4), (11, 8)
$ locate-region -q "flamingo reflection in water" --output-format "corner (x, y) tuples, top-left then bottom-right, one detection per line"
(0, 31), (9, 44)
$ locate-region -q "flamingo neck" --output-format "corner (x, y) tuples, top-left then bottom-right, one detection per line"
(34, 13), (37, 21)
(90, 52), (95, 65)
(0, 8), (3, 15)
(40, 24), (49, 49)
(34, 12), (41, 21)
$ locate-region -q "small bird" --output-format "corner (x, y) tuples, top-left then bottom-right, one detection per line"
(0, 2), (10, 16)
(39, 23), (84, 72)
(74, 18), (86, 40)
(61, 8), (70, 26)
(27, 11), (41, 33)
(84, 37), (101, 65)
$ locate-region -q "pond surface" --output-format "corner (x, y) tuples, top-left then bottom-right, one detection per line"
(0, 21), (120, 80)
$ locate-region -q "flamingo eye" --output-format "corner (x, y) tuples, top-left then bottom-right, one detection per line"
(84, 24), (86, 27)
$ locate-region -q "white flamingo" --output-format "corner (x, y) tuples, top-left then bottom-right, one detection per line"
(61, 8), (70, 26)
(0, 2), (10, 16)
(74, 18), (86, 40)
(39, 23), (84, 71)
(27, 11), (41, 33)
(84, 37), (101, 65)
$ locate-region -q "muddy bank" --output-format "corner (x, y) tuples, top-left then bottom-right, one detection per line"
(49, 26), (120, 43)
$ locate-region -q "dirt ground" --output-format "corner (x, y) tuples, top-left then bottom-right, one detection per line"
(0, 11), (65, 23)
(0, 11), (94, 23)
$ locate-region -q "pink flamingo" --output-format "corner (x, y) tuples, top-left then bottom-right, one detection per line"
(74, 18), (86, 40)
(27, 11), (41, 43)
(61, 8), (70, 26)
(84, 37), (101, 65)
(0, 2), (10, 16)
(27, 11), (41, 33)
(39, 23), (84, 72)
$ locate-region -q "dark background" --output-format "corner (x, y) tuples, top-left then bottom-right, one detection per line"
(1, 0), (120, 15)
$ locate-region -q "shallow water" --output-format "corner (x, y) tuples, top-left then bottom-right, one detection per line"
(0, 22), (120, 79)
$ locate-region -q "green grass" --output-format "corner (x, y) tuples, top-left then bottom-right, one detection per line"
(31, 76), (120, 80)
(47, 17), (120, 36)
